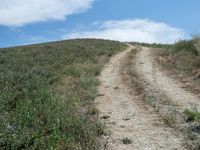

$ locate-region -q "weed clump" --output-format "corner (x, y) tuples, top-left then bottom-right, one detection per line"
(184, 108), (200, 122)
(122, 138), (132, 144)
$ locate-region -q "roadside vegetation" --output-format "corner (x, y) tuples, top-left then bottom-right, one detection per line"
(130, 42), (173, 49)
(0, 39), (125, 149)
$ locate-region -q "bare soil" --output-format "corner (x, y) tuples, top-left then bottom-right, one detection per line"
(96, 45), (186, 150)
(135, 47), (200, 112)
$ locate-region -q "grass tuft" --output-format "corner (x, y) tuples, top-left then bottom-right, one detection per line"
(122, 138), (132, 144)
(184, 108), (200, 122)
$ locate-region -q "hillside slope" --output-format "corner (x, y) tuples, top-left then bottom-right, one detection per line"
(0, 39), (125, 149)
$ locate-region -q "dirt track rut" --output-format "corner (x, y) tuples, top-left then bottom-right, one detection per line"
(96, 45), (186, 150)
(135, 47), (200, 111)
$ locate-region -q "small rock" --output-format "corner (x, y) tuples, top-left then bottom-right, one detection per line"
(109, 121), (116, 125)
(101, 115), (110, 119)
(98, 93), (104, 97)
(123, 118), (130, 121)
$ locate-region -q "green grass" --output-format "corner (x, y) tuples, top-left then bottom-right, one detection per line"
(129, 42), (173, 49)
(0, 39), (125, 149)
(174, 40), (199, 55)
(184, 108), (200, 122)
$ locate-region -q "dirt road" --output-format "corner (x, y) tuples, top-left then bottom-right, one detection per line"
(135, 47), (200, 111)
(96, 45), (186, 150)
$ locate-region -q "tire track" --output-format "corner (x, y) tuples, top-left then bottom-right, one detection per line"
(135, 47), (200, 111)
(96, 45), (186, 150)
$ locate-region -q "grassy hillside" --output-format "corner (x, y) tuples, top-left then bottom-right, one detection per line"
(0, 39), (125, 149)
(153, 37), (200, 94)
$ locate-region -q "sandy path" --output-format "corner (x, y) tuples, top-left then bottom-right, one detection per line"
(135, 47), (200, 111)
(96, 45), (186, 150)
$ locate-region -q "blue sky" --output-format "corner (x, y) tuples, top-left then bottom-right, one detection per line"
(0, 0), (200, 48)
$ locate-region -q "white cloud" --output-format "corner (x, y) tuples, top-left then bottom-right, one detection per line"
(65, 19), (186, 43)
(0, 0), (94, 26)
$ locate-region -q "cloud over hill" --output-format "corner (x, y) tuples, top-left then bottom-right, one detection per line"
(65, 19), (186, 43)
